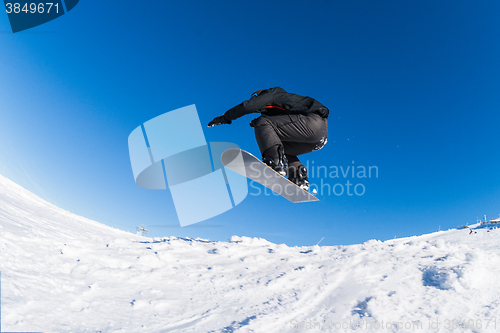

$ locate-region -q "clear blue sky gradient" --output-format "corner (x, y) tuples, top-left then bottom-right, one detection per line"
(0, 0), (499, 246)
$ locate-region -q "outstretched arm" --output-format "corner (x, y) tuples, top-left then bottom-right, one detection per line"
(207, 89), (277, 127)
(223, 90), (275, 121)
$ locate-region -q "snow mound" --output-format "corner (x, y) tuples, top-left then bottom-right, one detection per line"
(0, 174), (499, 332)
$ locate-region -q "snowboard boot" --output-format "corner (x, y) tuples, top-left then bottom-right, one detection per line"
(262, 145), (288, 176)
(288, 165), (309, 191)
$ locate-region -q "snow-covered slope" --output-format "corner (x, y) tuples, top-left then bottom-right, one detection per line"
(0, 174), (499, 333)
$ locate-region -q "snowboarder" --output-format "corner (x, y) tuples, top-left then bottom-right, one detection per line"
(208, 87), (329, 190)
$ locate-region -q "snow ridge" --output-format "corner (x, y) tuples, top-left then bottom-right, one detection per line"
(0, 174), (499, 333)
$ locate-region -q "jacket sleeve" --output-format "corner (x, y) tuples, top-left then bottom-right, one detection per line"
(223, 91), (275, 121)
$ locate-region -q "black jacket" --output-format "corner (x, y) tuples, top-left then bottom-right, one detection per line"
(223, 87), (329, 122)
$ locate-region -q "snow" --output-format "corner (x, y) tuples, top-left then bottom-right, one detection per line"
(0, 173), (499, 332)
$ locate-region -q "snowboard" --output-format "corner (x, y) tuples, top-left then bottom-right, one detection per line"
(221, 148), (318, 203)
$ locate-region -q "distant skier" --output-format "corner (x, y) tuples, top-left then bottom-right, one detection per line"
(208, 87), (329, 190)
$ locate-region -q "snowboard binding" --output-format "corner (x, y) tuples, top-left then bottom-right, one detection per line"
(262, 145), (288, 177)
(288, 165), (309, 191)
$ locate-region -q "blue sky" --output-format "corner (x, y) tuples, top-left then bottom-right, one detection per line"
(0, 0), (499, 246)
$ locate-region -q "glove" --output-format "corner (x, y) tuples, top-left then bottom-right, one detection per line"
(208, 115), (232, 127)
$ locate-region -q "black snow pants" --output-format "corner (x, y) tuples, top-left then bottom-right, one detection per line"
(250, 113), (328, 169)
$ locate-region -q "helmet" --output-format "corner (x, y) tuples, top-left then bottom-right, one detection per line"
(251, 89), (265, 98)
